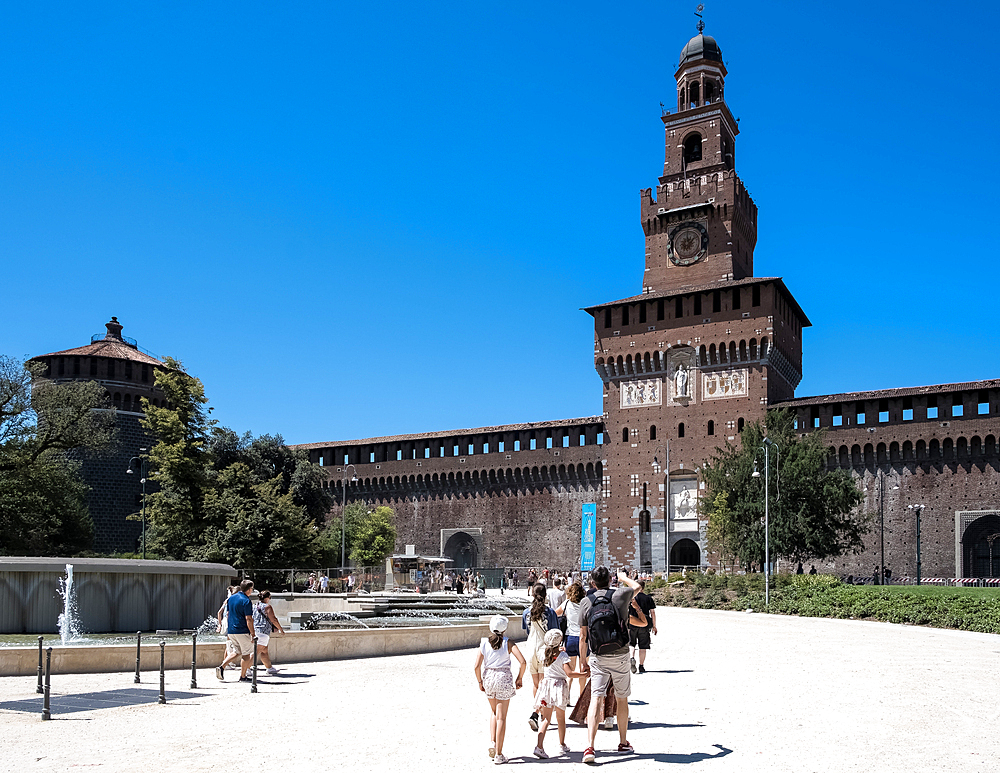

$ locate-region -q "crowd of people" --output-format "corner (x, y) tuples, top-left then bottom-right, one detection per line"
(474, 567), (658, 764)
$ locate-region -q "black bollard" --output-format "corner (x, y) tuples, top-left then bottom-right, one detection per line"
(190, 632), (198, 689)
(250, 636), (258, 693)
(41, 647), (51, 721)
(134, 631), (142, 684)
(158, 640), (166, 704)
(36, 637), (44, 694)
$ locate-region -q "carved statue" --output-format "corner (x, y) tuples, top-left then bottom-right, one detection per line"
(674, 363), (689, 398)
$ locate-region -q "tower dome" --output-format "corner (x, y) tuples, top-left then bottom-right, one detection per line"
(679, 33), (722, 66)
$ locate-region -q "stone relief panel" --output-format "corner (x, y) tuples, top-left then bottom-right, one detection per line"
(702, 368), (748, 401)
(620, 378), (662, 409)
(669, 478), (699, 532)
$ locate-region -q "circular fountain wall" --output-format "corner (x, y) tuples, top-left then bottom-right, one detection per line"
(0, 557), (235, 634)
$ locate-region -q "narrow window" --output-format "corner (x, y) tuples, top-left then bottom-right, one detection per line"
(622, 306), (630, 326)
(952, 395), (964, 417)
(498, 441), (505, 452)
(546, 436), (553, 449)
(738, 417), (745, 432)
(514, 439), (521, 452)
(683, 133), (702, 164)
(579, 434), (585, 446)
(440, 446), (445, 457)
(694, 295), (702, 315)
(639, 304), (647, 324)
(707, 420), (715, 436)
(426, 447), (431, 458)
(397, 450), (402, 460)
(978, 391), (990, 415)
(562, 435), (569, 448)
(903, 397), (913, 422)
(926, 396), (938, 419)
(675, 297), (683, 318)
(833, 404), (843, 427)
(879, 399), (890, 423)
(343, 453), (349, 465)
(732, 289), (741, 310)
(856, 402), (866, 425)
(604, 308), (612, 328)
(678, 423), (685, 438)
(622, 428), (629, 443)
(811, 406), (820, 428)
(454, 444), (460, 456)
(530, 438), (537, 450)
(712, 290), (721, 313)
(370, 452), (375, 463)
(657, 299), (665, 321)
(650, 425), (657, 441)
(752, 285), (761, 306)
(468, 444), (475, 455)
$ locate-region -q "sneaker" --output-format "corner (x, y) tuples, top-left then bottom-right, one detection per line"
(638, 664), (646, 674)
(582, 747), (596, 764)
(494, 753), (508, 765)
(560, 743), (571, 754)
(533, 747), (549, 759)
(617, 741), (634, 754)
(489, 746), (496, 759)
(630, 656), (637, 674)
(215, 666), (224, 681)
(602, 717), (615, 730)
(528, 713), (539, 731)
(266, 667), (278, 675)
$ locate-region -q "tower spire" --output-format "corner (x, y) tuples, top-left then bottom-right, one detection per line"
(695, 3), (705, 34)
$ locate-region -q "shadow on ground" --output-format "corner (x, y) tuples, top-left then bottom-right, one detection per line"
(0, 688), (208, 716)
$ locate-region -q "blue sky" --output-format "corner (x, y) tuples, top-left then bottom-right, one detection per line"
(2, 1), (998, 445)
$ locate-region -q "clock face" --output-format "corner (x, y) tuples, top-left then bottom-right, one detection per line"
(668, 222), (709, 266)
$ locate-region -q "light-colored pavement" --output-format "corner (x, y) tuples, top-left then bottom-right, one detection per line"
(1, 607), (998, 773)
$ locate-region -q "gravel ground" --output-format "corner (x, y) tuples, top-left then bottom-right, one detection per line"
(1, 607), (997, 773)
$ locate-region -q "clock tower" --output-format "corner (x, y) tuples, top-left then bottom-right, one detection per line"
(585, 22), (810, 573)
(641, 26), (757, 292)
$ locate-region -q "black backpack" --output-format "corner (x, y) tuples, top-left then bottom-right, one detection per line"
(586, 589), (628, 655)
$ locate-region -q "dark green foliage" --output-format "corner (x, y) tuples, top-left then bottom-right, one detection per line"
(702, 410), (866, 569)
(349, 505), (397, 566)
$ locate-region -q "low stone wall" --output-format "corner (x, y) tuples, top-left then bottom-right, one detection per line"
(0, 616), (526, 676)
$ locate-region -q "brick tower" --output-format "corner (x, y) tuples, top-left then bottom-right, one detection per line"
(33, 318), (166, 553)
(585, 24), (810, 571)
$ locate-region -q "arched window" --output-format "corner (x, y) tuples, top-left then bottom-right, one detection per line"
(683, 133), (703, 164)
(688, 82), (700, 107)
(650, 425), (657, 441)
(622, 427), (629, 443)
(707, 420), (715, 436)
(737, 418), (745, 432)
(678, 423), (685, 438)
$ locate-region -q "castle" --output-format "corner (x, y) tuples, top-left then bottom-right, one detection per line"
(37, 26), (1000, 579)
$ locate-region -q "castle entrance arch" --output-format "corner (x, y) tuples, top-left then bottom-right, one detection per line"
(444, 531), (479, 569)
(670, 538), (701, 568)
(961, 512), (1000, 578)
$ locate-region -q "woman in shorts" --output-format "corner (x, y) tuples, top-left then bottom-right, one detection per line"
(252, 590), (285, 676)
(556, 581), (586, 704)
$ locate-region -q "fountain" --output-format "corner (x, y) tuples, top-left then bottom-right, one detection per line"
(56, 564), (83, 644)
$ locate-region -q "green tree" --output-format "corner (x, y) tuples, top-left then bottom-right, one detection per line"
(0, 355), (114, 555)
(349, 505), (397, 567)
(320, 501), (370, 567)
(139, 357), (214, 559)
(701, 409), (866, 569)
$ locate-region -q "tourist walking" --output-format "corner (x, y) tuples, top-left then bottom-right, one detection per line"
(547, 578), (566, 618)
(628, 579), (657, 674)
(531, 629), (585, 759)
(216, 579), (256, 682)
(578, 568), (641, 763)
(216, 585), (240, 669)
(523, 582), (559, 731)
(473, 615), (527, 765)
(319, 573), (329, 592)
(252, 590), (285, 675)
(556, 581), (586, 703)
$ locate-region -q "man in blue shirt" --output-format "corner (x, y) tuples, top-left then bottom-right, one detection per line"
(216, 579), (256, 682)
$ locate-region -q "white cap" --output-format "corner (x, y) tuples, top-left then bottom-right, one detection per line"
(543, 628), (563, 647)
(489, 615), (508, 633)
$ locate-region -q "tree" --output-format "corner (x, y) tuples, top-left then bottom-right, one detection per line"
(319, 501), (370, 567)
(139, 357), (214, 559)
(349, 505), (397, 567)
(0, 355), (114, 555)
(701, 409), (866, 569)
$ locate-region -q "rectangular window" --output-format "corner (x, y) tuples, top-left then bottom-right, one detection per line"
(397, 450), (402, 461)
(857, 411), (866, 425)
(833, 415), (843, 427)
(530, 438), (537, 450)
(980, 402), (990, 415)
(498, 441), (505, 452)
(752, 285), (761, 306)
(656, 299), (665, 321)
(639, 304), (647, 324)
(927, 396), (938, 419)
(468, 444), (475, 455)
(604, 308), (612, 328)
(979, 390), (990, 415)
(563, 435), (570, 447)
(675, 297), (683, 318)
(694, 295), (702, 315)
(621, 306), (630, 326)
(343, 453), (349, 465)
(712, 290), (721, 313)
(903, 397), (913, 422)
(514, 440), (521, 452)
(879, 398), (889, 423)
(952, 402), (963, 417)
(810, 406), (819, 428)
(579, 433), (586, 446)
(732, 288), (741, 310)
(482, 443), (489, 454)
(370, 452), (375, 463)
(546, 437), (553, 449)
(425, 448), (431, 458)
(453, 445), (459, 456)
(630, 474), (640, 497)
(412, 449), (417, 459)
(597, 432), (604, 445)
(440, 447), (445, 457)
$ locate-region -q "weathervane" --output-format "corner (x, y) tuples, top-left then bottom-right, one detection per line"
(695, 3), (705, 33)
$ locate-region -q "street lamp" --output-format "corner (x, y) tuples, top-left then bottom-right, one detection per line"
(907, 504), (925, 585)
(126, 449), (148, 560)
(751, 437), (779, 606)
(341, 464), (359, 570)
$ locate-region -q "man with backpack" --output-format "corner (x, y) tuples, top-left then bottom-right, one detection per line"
(578, 567), (641, 764)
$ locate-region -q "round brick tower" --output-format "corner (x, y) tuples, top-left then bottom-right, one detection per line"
(33, 318), (167, 553)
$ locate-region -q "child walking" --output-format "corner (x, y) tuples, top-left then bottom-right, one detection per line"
(532, 629), (585, 759)
(474, 615), (527, 765)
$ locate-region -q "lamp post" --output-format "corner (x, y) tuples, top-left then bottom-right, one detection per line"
(751, 437), (779, 606)
(341, 464), (359, 570)
(908, 504), (925, 585)
(126, 450), (148, 560)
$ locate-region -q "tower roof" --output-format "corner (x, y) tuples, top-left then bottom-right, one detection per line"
(36, 317), (164, 366)
(679, 33), (722, 66)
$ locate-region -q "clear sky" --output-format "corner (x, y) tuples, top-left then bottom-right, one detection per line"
(2, 1), (998, 445)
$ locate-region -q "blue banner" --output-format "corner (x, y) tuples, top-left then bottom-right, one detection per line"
(580, 503), (597, 571)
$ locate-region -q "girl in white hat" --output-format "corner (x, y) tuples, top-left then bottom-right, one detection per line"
(531, 628), (585, 759)
(474, 614), (527, 765)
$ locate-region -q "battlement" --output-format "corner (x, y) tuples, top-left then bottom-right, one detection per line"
(640, 171), (757, 224)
